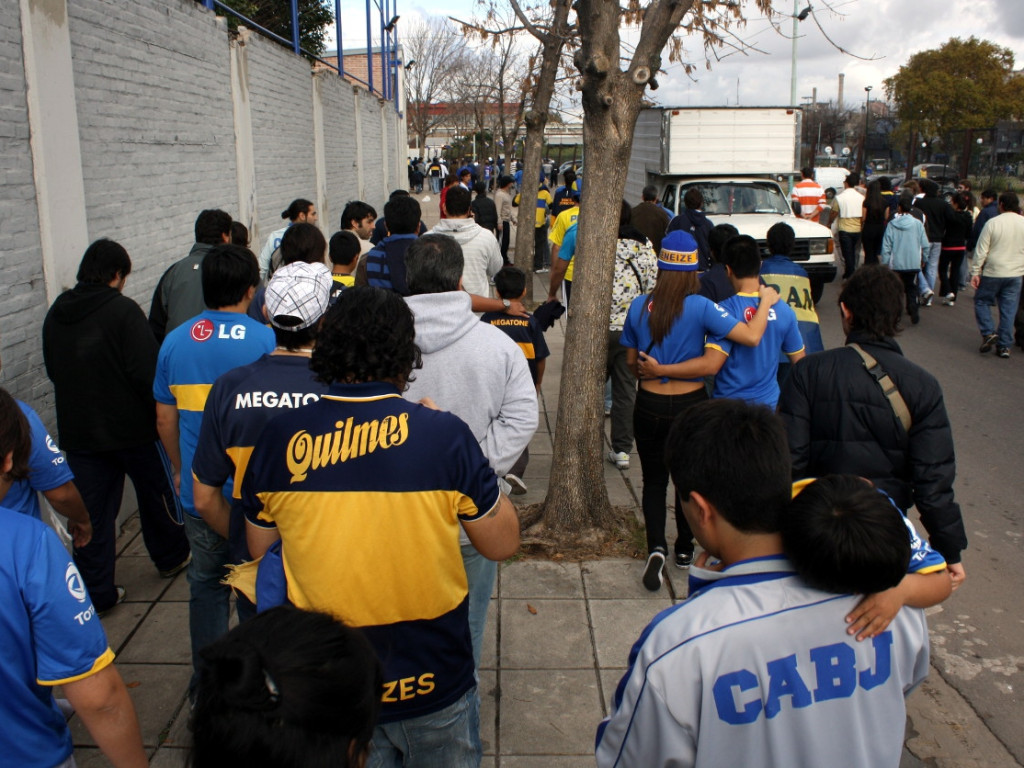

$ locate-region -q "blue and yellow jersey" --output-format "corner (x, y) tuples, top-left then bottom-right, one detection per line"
(0, 508), (114, 768)
(707, 293), (804, 408)
(760, 256), (825, 358)
(550, 207), (580, 280)
(791, 479), (947, 575)
(479, 312), (550, 386)
(192, 353), (327, 561)
(240, 381), (501, 723)
(154, 310), (275, 515)
(5, 401), (74, 519)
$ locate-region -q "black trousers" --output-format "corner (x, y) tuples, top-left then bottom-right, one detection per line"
(68, 441), (190, 611)
(633, 387), (708, 556)
(500, 222), (511, 264)
(534, 224), (549, 270)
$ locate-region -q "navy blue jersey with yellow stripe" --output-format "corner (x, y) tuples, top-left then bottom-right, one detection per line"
(760, 255), (825, 358)
(240, 381), (501, 722)
(154, 310), (275, 515)
(707, 293), (804, 408)
(480, 312), (550, 385)
(192, 353), (327, 562)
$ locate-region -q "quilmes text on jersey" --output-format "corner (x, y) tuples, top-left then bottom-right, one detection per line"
(286, 414), (410, 483)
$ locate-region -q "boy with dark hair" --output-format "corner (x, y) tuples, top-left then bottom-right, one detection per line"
(760, 221), (825, 378)
(881, 192), (930, 325)
(363, 195), (423, 295)
(480, 266), (550, 494)
(667, 187), (713, 269)
(784, 474), (951, 642)
(154, 243), (275, 693)
(673, 236), (805, 408)
(698, 223), (738, 302)
(596, 399), (932, 768)
(328, 230), (360, 300)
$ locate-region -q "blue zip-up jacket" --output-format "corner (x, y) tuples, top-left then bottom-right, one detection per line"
(881, 214), (929, 272)
(364, 233), (419, 295)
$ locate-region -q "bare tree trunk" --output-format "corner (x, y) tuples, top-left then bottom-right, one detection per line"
(510, 0), (571, 304)
(541, 0), (693, 531)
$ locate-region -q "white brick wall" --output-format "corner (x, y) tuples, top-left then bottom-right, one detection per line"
(67, 0), (239, 310)
(1, 0), (404, 421)
(0, 3), (50, 413)
(246, 31), (317, 250)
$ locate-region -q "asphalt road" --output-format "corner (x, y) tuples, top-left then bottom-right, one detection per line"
(814, 277), (1024, 763)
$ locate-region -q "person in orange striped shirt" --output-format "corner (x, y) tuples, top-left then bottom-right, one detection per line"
(790, 167), (827, 224)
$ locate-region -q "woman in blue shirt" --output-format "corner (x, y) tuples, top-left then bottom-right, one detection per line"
(621, 231), (778, 590)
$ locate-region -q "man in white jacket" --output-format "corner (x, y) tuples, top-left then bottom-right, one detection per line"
(428, 186), (503, 298)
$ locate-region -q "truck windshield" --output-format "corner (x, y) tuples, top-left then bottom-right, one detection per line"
(680, 181), (791, 216)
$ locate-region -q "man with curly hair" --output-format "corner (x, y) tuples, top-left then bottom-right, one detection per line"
(240, 286), (520, 768)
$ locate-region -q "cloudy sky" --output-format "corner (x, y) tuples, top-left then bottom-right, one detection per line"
(340, 0), (1024, 113)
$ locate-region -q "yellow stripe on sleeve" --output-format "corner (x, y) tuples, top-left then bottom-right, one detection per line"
(38, 647), (115, 686)
(515, 342), (536, 360)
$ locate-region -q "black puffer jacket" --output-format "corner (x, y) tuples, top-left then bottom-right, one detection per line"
(778, 331), (967, 563)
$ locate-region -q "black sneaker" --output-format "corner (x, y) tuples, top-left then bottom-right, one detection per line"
(674, 551), (694, 569)
(98, 586), (126, 617)
(159, 553), (191, 578)
(642, 550), (666, 591)
(997, 346), (1010, 359)
(980, 334), (999, 353)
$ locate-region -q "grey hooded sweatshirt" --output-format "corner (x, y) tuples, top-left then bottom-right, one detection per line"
(404, 291), (537, 477)
(428, 218), (503, 298)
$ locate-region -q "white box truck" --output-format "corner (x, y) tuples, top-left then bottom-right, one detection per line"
(625, 106), (836, 300)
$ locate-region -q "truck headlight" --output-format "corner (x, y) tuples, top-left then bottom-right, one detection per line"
(808, 239), (833, 255)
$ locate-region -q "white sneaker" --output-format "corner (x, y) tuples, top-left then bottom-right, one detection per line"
(942, 294), (955, 306)
(642, 550), (666, 591)
(504, 473), (528, 495)
(607, 450), (630, 470)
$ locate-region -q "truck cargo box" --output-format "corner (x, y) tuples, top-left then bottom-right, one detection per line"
(628, 107), (801, 181)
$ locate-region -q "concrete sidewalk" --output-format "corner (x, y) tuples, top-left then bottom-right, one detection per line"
(69, 265), (1017, 767)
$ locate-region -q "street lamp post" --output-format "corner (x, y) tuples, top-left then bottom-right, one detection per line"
(860, 85), (872, 173)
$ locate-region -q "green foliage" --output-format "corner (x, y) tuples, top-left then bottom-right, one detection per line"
(884, 37), (1024, 140)
(219, 0), (334, 57)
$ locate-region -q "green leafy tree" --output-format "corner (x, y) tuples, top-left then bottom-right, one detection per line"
(220, 0), (334, 56)
(885, 37), (1024, 175)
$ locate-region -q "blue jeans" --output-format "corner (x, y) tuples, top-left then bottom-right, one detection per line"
(368, 687), (479, 768)
(919, 241), (941, 296)
(429, 176), (441, 193)
(183, 514), (231, 691)
(974, 276), (1023, 349)
(461, 542), (496, 668)
(838, 231), (860, 279)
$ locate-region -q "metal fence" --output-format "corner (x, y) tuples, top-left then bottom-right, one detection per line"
(199, 0), (403, 112)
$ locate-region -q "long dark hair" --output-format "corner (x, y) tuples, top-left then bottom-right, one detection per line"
(863, 180), (886, 222)
(647, 269), (699, 346)
(190, 606), (382, 768)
